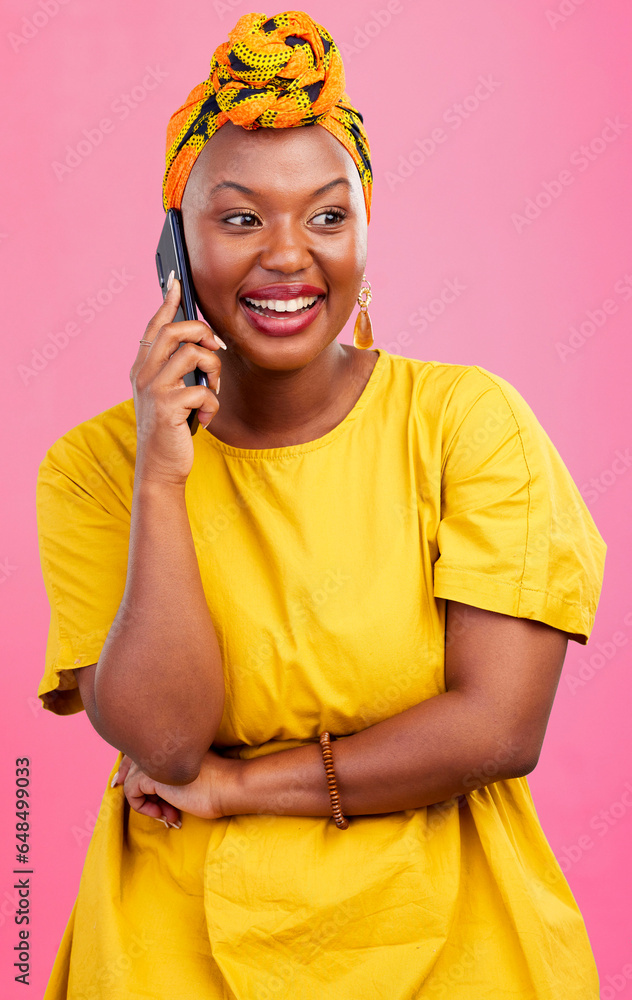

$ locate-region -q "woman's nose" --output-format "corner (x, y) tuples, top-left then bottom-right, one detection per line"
(258, 220), (313, 274)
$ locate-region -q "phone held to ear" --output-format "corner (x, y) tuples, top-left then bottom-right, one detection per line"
(155, 207), (209, 435)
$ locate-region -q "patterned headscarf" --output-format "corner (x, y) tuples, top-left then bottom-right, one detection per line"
(163, 11), (373, 223)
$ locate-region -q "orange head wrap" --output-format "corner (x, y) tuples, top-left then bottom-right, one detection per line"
(163, 10), (373, 223)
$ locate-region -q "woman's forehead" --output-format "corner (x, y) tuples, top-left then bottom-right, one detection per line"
(187, 121), (360, 195)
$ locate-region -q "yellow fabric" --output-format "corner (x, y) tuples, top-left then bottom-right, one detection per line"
(37, 349), (607, 998)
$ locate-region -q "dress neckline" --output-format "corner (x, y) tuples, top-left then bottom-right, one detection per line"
(198, 348), (387, 460)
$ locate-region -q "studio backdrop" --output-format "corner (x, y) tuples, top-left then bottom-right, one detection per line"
(1, 1), (630, 995)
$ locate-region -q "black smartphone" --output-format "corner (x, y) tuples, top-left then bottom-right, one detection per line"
(155, 207), (209, 435)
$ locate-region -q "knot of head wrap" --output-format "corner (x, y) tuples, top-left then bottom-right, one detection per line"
(163, 11), (373, 222)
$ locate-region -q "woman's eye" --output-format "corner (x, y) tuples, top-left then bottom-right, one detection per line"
(310, 210), (346, 226)
(224, 213), (261, 227)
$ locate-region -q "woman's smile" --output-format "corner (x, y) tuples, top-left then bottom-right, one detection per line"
(239, 282), (327, 337)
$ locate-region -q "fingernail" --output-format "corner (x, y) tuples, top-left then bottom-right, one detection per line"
(167, 269), (175, 292)
(156, 816), (169, 828)
(216, 376), (220, 396)
(213, 334), (227, 350)
(110, 771), (119, 788)
(168, 820), (182, 829)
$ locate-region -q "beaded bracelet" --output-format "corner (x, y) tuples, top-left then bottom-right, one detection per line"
(319, 731), (349, 829)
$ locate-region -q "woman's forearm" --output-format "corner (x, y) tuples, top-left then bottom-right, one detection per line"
(228, 690), (530, 819)
(93, 477), (224, 783)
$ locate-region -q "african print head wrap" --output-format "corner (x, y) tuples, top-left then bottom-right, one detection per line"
(162, 11), (373, 223)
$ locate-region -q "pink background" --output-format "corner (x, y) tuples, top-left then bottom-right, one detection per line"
(2, 0), (631, 994)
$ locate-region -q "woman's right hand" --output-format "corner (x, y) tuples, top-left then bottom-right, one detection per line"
(130, 274), (226, 487)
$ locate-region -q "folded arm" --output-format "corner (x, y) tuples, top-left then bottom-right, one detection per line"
(222, 600), (569, 818)
(75, 479), (225, 786)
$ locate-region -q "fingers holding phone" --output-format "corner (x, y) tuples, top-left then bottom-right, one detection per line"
(131, 275), (226, 487)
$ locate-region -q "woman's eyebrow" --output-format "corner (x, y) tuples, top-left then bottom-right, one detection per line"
(208, 177), (351, 198)
(312, 177), (351, 196)
(209, 181), (257, 197)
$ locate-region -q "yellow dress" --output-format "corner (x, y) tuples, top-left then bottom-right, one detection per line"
(36, 349), (607, 999)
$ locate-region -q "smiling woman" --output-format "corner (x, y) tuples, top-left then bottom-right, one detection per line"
(35, 9), (607, 1000)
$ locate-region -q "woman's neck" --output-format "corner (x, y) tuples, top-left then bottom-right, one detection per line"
(204, 343), (378, 449)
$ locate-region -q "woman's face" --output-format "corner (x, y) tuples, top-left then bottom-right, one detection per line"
(180, 121), (367, 370)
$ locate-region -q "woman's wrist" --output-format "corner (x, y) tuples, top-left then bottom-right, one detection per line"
(220, 744), (332, 819)
(215, 755), (252, 819)
(133, 473), (188, 501)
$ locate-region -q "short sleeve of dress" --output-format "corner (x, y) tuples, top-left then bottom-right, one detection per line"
(35, 403), (136, 715)
(432, 366), (607, 644)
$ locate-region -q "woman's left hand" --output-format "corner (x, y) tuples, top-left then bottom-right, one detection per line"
(112, 749), (242, 826)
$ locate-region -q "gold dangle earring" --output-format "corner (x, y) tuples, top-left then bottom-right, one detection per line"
(353, 274), (373, 349)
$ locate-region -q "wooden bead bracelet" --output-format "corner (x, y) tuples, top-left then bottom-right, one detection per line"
(319, 731), (349, 829)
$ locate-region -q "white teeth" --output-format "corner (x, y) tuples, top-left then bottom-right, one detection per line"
(245, 295), (318, 313)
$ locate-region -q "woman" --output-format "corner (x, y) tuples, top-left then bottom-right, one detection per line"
(37, 11), (607, 999)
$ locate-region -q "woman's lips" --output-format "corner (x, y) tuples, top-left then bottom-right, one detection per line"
(239, 294), (326, 337)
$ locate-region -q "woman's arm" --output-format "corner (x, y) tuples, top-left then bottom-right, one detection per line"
(74, 279), (226, 785)
(76, 479), (224, 786)
(116, 599), (569, 819)
(222, 600), (568, 817)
